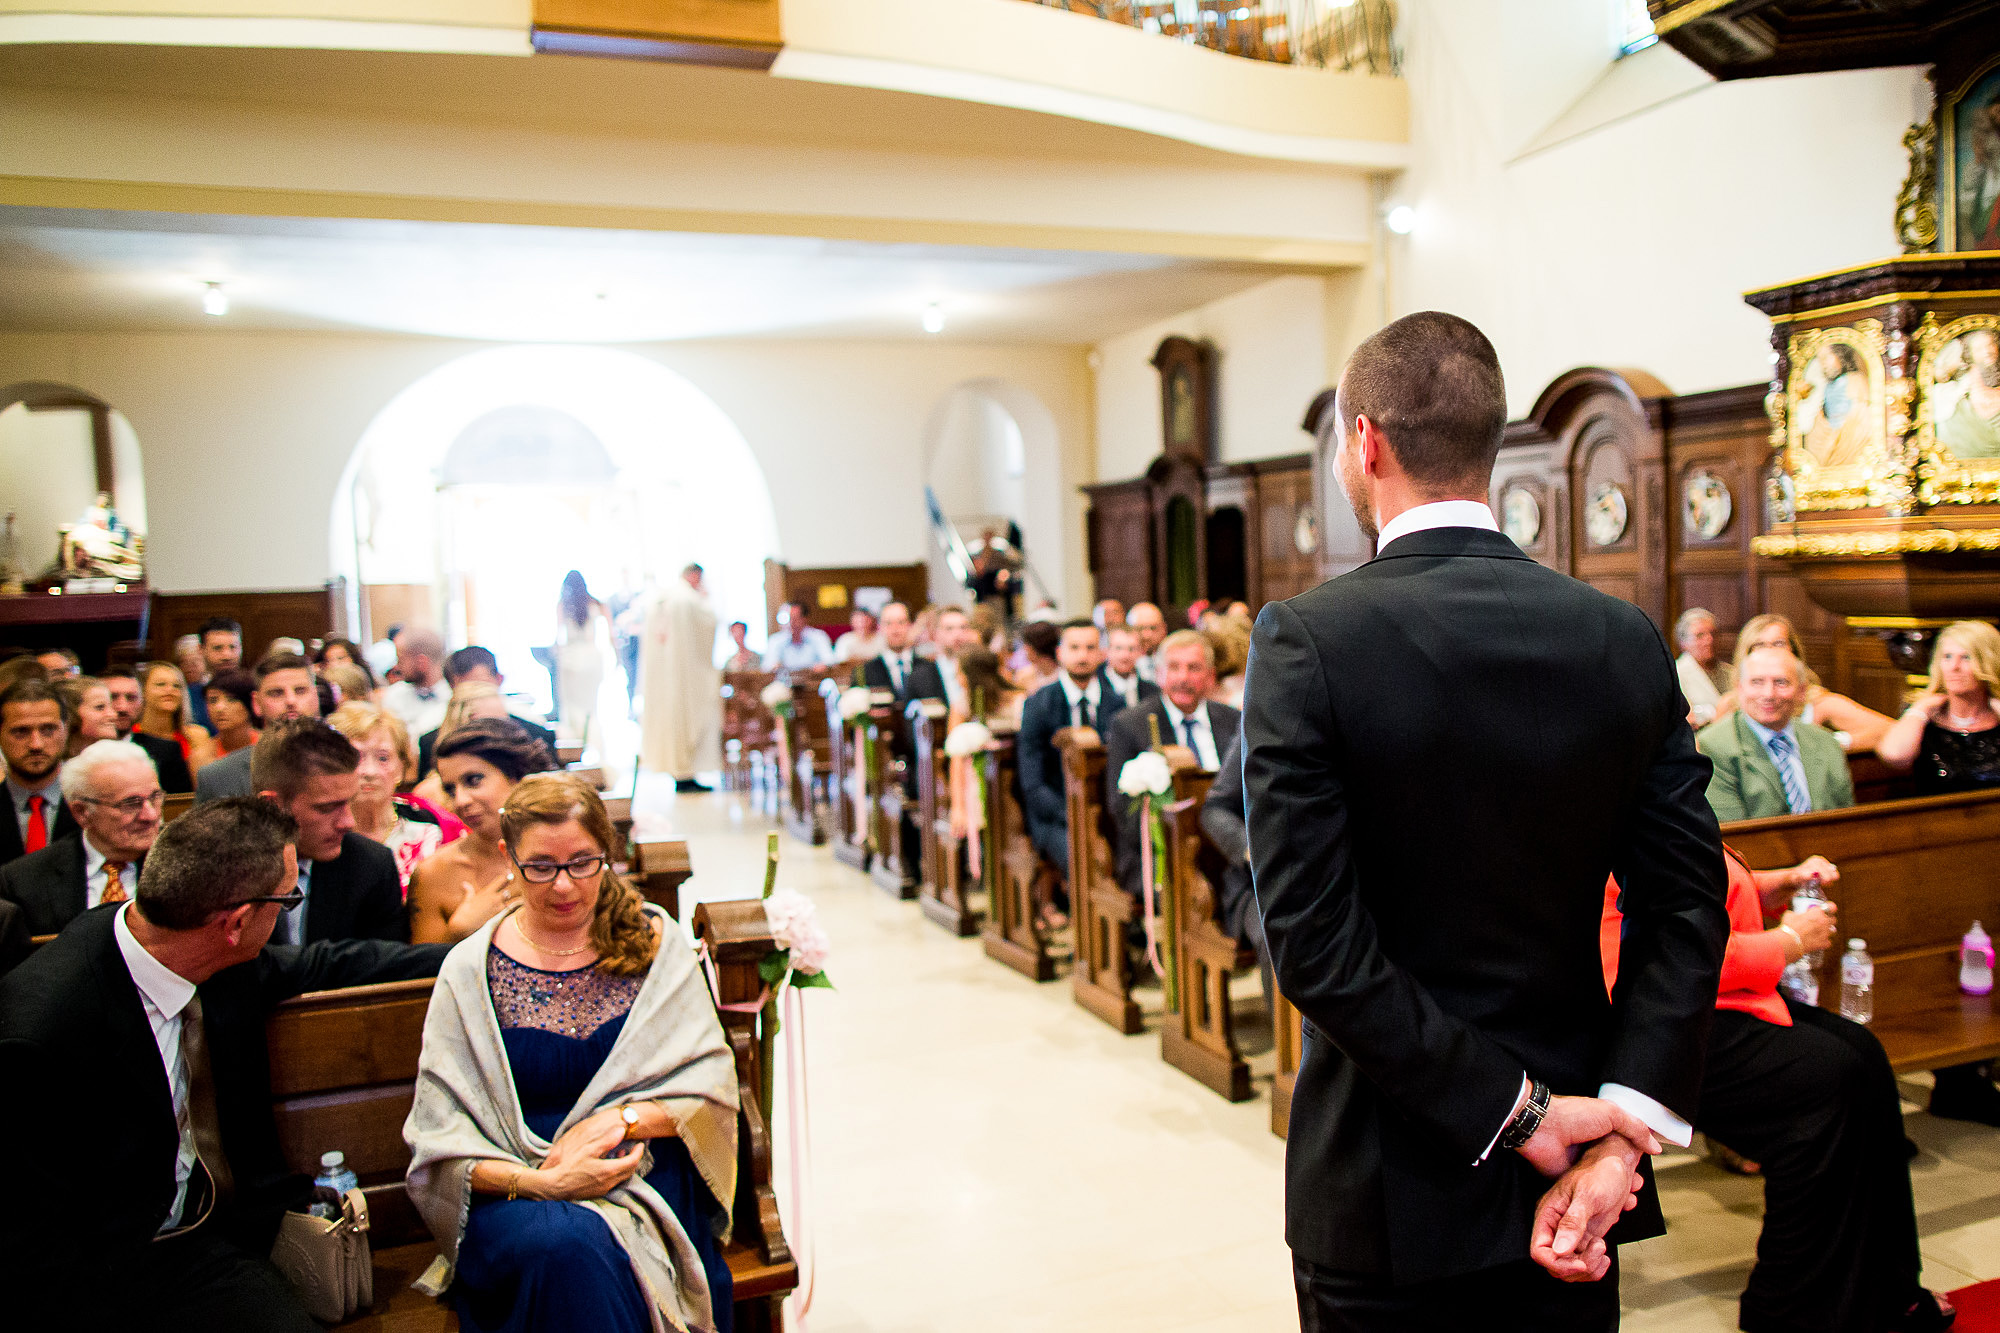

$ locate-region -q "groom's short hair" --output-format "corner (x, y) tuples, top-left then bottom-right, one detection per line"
(1340, 311), (1507, 493)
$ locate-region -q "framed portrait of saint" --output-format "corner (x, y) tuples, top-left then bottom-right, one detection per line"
(1942, 55), (2000, 252)
(1782, 321), (1887, 511)
(1917, 313), (2000, 506)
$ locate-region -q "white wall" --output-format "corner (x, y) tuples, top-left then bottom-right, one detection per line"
(0, 331), (1094, 610)
(0, 403), (98, 577)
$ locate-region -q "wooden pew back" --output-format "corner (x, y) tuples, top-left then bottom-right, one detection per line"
(1724, 788), (2000, 1071)
(1160, 771), (1252, 1101)
(1059, 728), (1139, 1033)
(633, 839), (693, 920)
(865, 695), (917, 897)
(721, 669), (780, 792)
(820, 677), (870, 870)
(780, 667), (838, 845)
(910, 701), (978, 936)
(980, 733), (1057, 981)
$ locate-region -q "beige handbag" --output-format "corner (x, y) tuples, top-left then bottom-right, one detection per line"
(269, 1187), (374, 1323)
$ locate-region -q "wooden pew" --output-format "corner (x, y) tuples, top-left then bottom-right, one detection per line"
(781, 669), (836, 846)
(720, 669), (779, 793)
(266, 906), (797, 1332)
(1160, 770), (1252, 1102)
(1724, 788), (2000, 1073)
(633, 839), (693, 921)
(1058, 728), (1139, 1034)
(865, 696), (918, 899)
(820, 677), (870, 871)
(161, 791), (195, 824)
(555, 740), (584, 768)
(980, 732), (1058, 981)
(1848, 749), (1918, 806)
(911, 700), (979, 937)
(1272, 996), (1303, 1138)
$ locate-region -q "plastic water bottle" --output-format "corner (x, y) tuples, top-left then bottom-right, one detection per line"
(1839, 939), (1874, 1025)
(312, 1150), (359, 1221)
(1779, 876), (1827, 1006)
(1963, 922), (1994, 997)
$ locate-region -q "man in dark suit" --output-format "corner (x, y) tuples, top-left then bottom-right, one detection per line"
(1016, 619), (1119, 875)
(0, 797), (447, 1329)
(197, 652), (322, 803)
(857, 602), (949, 706)
(413, 645), (561, 778)
(1243, 312), (1728, 1327)
(1201, 732), (1272, 1011)
(1, 738), (162, 936)
(1097, 623), (1159, 713)
(1, 676), (81, 868)
(1103, 629), (1238, 900)
(253, 718), (407, 944)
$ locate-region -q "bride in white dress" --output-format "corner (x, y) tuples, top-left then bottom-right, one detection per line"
(555, 570), (609, 751)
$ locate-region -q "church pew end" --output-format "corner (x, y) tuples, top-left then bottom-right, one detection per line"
(633, 839), (693, 921)
(978, 734), (1059, 982)
(1059, 728), (1141, 1034)
(1160, 787), (1252, 1103)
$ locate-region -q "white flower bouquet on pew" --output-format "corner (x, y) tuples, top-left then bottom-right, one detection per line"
(1116, 750), (1173, 799)
(838, 686), (873, 720)
(760, 680), (795, 720)
(761, 887), (834, 991)
(1116, 750), (1179, 1008)
(944, 720), (993, 758)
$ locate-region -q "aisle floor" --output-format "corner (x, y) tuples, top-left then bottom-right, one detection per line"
(646, 783), (2000, 1332)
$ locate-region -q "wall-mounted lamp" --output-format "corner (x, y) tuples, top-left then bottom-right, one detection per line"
(202, 281), (229, 317)
(1383, 205), (1417, 236)
(921, 302), (946, 335)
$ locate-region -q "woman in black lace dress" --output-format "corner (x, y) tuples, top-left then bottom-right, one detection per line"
(1878, 619), (2000, 1125)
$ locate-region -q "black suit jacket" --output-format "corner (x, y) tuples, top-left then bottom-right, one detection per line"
(0, 898), (27, 976)
(0, 834), (95, 936)
(857, 654), (949, 708)
(1015, 678), (1126, 865)
(1096, 666), (1160, 713)
(0, 789), (80, 869)
(1104, 697), (1239, 895)
(417, 714), (559, 779)
(130, 730), (195, 794)
(302, 833), (408, 943)
(0, 905), (447, 1321)
(1242, 526), (1727, 1283)
(1199, 733), (1259, 941)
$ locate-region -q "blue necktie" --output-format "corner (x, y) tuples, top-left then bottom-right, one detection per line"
(1766, 731), (1811, 814)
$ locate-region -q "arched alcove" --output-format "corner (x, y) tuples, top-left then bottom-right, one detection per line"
(0, 382), (147, 580)
(921, 378), (1065, 610)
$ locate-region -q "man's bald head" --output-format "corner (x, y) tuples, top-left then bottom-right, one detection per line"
(1127, 602), (1167, 654)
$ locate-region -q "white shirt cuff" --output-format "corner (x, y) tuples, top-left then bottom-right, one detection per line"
(1598, 1082), (1693, 1148)
(1476, 1073), (1532, 1164)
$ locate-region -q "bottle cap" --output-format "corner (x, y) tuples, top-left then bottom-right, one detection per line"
(1848, 939), (1865, 950)
(320, 1150), (345, 1169)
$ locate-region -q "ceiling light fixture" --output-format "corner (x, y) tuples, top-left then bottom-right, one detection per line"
(922, 302), (946, 335)
(202, 281), (229, 317)
(1383, 205), (1417, 236)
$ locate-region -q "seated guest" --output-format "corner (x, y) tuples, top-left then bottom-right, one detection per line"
(187, 616), (242, 732)
(266, 635), (308, 659)
(1696, 645), (1854, 822)
(1602, 850), (1955, 1333)
(1010, 619), (1062, 695)
(968, 602), (1007, 656)
(833, 607), (882, 662)
(722, 620), (760, 673)
(0, 798), (449, 1330)
(315, 635), (376, 692)
(195, 652), (320, 801)
(417, 680), (515, 787)
(1103, 629), (1240, 901)
(1674, 607), (1733, 726)
(405, 773), (737, 1333)
(1199, 732), (1272, 1011)
(1715, 613), (1895, 752)
(1016, 620), (1116, 892)
(1206, 620), (1250, 709)
(135, 660), (214, 791)
(328, 701), (453, 892)
(1093, 598), (1125, 631)
(409, 718), (556, 945)
(2, 677), (79, 867)
(101, 662), (144, 737)
(381, 625), (451, 738)
(762, 600), (835, 672)
(253, 718), (407, 943)
(59, 674), (121, 756)
(1877, 620), (2000, 1126)
(36, 646), (79, 678)
(0, 651), (48, 695)
(0, 897), (27, 975)
(320, 660), (375, 707)
(1097, 625), (1158, 713)
(0, 738), (161, 936)
(858, 602), (948, 705)
(415, 647), (559, 778)
(203, 668), (261, 760)
(951, 647), (1025, 729)
(174, 632), (210, 727)
(1126, 601), (1168, 682)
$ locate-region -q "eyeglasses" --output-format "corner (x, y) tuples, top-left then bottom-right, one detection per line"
(511, 853), (608, 884)
(80, 789), (166, 819)
(242, 888), (306, 913)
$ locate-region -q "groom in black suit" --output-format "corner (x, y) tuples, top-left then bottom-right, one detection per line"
(1243, 312), (1727, 1327)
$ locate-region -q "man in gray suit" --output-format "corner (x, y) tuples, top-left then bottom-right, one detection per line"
(195, 653), (320, 802)
(1694, 646), (1854, 823)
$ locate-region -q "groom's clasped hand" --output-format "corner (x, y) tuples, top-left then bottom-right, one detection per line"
(1515, 1096), (1663, 1284)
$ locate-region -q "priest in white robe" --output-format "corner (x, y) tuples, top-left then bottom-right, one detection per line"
(639, 563), (722, 793)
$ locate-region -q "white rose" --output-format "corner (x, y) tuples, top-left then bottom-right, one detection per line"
(759, 681), (793, 709)
(1117, 750), (1173, 798)
(944, 721), (993, 758)
(839, 687), (874, 720)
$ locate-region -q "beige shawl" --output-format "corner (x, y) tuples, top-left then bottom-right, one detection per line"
(404, 906), (739, 1332)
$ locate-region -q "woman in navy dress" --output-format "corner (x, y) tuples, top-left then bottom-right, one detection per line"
(406, 774), (739, 1333)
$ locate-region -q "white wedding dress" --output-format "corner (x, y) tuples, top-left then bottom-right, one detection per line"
(556, 605), (608, 749)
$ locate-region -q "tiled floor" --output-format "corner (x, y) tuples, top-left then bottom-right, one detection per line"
(646, 782), (2000, 1332)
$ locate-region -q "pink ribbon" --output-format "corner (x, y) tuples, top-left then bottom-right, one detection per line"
(1139, 794), (1164, 979)
(949, 752), (986, 879)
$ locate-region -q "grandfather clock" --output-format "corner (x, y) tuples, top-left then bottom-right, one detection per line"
(1148, 336), (1217, 620)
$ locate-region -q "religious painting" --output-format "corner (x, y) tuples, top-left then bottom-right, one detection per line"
(1942, 57), (2000, 252)
(1585, 482), (1627, 548)
(1682, 469), (1732, 542)
(1917, 313), (2000, 506)
(1783, 321), (1887, 511)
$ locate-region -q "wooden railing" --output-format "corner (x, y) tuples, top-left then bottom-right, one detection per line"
(1019, 0), (1398, 70)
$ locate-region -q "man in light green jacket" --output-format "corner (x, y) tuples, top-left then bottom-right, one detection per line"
(1695, 644), (1854, 823)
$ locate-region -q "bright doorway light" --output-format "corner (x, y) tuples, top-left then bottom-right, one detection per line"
(922, 302), (946, 335)
(202, 281), (229, 316)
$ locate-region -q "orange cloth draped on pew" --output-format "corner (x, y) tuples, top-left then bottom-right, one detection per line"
(1600, 845), (1791, 1026)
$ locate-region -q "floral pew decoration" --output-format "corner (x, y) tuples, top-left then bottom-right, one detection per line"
(943, 717), (995, 877)
(1117, 745), (1180, 1012)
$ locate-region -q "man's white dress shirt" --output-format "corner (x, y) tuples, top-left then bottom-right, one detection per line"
(878, 649), (915, 695)
(1160, 696), (1221, 770)
(84, 837), (136, 909)
(763, 629), (836, 672)
(1103, 668), (1142, 710)
(113, 902), (198, 1231)
(1056, 673), (1104, 730)
(381, 679), (449, 739)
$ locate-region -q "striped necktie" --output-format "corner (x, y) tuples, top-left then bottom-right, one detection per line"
(1766, 731), (1812, 814)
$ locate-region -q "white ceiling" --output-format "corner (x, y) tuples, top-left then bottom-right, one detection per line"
(0, 207), (1275, 344)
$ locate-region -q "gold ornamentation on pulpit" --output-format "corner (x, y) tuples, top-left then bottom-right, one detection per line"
(1916, 313), (2000, 505)
(1783, 320), (1898, 511)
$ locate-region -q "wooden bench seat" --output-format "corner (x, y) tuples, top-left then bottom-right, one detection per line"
(979, 733), (1058, 981)
(780, 667), (839, 846)
(1058, 728), (1139, 1033)
(911, 701), (980, 937)
(267, 906), (798, 1331)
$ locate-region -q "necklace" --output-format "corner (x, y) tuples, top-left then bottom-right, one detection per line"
(515, 916), (595, 958)
(1948, 707), (1993, 732)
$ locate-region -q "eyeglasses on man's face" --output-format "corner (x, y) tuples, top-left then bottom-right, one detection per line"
(81, 789), (166, 819)
(241, 888), (306, 914)
(511, 853), (608, 884)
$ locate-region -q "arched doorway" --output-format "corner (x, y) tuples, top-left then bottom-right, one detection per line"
(334, 346), (780, 758)
(921, 379), (1066, 611)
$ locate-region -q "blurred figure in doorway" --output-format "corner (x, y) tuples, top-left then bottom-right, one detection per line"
(556, 570), (610, 754)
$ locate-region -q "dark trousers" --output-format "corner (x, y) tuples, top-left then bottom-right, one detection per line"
(29, 1231), (318, 1332)
(1295, 1253), (1619, 1332)
(1698, 1000), (1920, 1333)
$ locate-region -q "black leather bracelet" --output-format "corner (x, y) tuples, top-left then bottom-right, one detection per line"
(1499, 1079), (1551, 1151)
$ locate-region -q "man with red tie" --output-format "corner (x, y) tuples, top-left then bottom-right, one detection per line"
(1, 677), (80, 869)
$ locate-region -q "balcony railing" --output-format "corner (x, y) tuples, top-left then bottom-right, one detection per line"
(1020, 0), (1398, 70)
